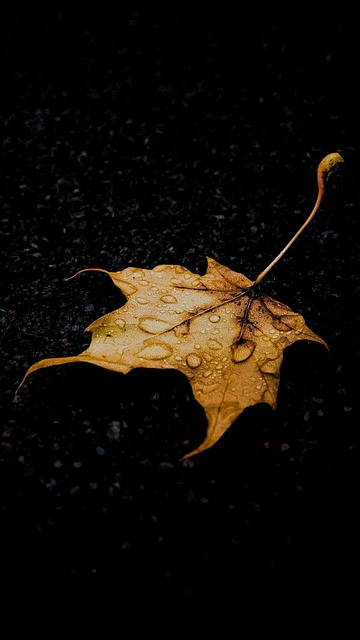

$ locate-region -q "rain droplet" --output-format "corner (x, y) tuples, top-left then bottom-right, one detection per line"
(138, 317), (172, 334)
(195, 344), (201, 349)
(203, 369), (212, 378)
(175, 355), (182, 361)
(203, 382), (221, 393)
(209, 314), (220, 323)
(186, 353), (202, 368)
(212, 328), (220, 335)
(184, 273), (191, 280)
(131, 270), (145, 279)
(232, 341), (255, 363)
(207, 339), (222, 350)
(136, 297), (149, 305)
(137, 342), (173, 360)
(138, 280), (149, 286)
(115, 318), (126, 329)
(160, 294), (178, 304)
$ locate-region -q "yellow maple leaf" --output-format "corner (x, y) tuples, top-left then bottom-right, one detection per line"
(19, 153), (344, 458)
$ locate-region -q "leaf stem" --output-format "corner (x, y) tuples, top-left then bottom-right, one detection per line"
(253, 152), (344, 287)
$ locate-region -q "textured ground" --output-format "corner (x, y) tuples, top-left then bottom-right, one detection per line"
(1, 6), (359, 623)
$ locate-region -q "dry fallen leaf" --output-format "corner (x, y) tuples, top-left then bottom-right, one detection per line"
(21, 259), (326, 457)
(20, 153), (344, 458)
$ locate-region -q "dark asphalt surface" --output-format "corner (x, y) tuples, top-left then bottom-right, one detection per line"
(1, 5), (359, 624)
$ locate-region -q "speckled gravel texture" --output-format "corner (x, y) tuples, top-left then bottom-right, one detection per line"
(1, 5), (359, 624)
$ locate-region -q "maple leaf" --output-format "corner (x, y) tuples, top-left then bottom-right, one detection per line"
(19, 153), (344, 458)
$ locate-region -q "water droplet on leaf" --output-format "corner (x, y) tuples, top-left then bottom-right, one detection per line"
(137, 342), (173, 360)
(207, 339), (222, 350)
(138, 317), (172, 334)
(160, 295), (178, 304)
(231, 341), (255, 363)
(186, 353), (202, 369)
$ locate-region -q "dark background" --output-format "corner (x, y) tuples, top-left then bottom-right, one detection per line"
(1, 4), (359, 624)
